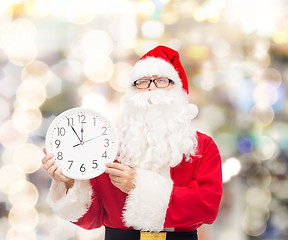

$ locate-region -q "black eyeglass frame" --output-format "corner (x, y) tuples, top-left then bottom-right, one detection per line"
(132, 78), (175, 89)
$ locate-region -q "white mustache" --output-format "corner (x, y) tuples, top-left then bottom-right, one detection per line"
(128, 90), (175, 109)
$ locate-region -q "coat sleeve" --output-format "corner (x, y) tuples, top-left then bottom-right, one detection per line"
(46, 178), (104, 229)
(164, 138), (223, 228)
(71, 178), (104, 230)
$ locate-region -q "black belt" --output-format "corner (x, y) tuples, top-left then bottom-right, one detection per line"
(105, 227), (198, 240)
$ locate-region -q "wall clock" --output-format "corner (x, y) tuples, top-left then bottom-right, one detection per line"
(45, 108), (119, 180)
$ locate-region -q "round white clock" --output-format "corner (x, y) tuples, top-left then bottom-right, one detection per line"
(45, 107), (119, 180)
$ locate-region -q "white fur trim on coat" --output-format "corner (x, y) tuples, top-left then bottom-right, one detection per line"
(123, 168), (173, 232)
(46, 180), (93, 222)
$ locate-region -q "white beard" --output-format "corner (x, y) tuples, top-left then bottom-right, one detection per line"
(118, 87), (198, 174)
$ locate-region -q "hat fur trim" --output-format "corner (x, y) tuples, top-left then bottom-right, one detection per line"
(129, 57), (183, 91)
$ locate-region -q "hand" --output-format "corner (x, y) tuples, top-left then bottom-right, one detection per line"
(105, 162), (135, 194)
(42, 148), (74, 189)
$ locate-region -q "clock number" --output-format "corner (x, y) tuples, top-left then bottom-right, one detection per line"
(80, 164), (86, 172)
(104, 139), (109, 147)
(57, 152), (63, 160)
(92, 160), (98, 169)
(67, 117), (74, 127)
(55, 139), (61, 148)
(78, 114), (86, 124)
(57, 127), (66, 136)
(68, 160), (73, 169)
(102, 151), (107, 159)
(102, 126), (107, 135)
(93, 117), (96, 126)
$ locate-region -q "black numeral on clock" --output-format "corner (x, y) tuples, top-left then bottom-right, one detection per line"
(78, 115), (86, 124)
(55, 139), (61, 148)
(67, 117), (74, 127)
(102, 151), (107, 158)
(80, 164), (86, 172)
(102, 126), (107, 135)
(92, 160), (98, 169)
(68, 160), (73, 169)
(57, 127), (66, 136)
(57, 152), (63, 160)
(104, 139), (109, 147)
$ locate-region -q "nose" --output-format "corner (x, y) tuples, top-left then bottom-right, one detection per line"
(148, 81), (157, 91)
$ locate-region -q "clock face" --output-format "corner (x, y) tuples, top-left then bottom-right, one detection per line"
(45, 108), (119, 180)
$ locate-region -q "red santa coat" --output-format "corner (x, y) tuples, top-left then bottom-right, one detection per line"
(46, 132), (222, 232)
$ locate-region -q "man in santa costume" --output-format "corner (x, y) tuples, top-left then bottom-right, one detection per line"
(42, 45), (223, 240)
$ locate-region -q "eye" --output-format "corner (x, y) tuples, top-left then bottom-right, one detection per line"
(156, 78), (168, 83)
(137, 79), (150, 85)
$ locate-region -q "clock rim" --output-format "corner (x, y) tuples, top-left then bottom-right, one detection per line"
(45, 107), (119, 180)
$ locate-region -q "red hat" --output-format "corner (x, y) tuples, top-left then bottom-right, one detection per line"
(129, 45), (189, 94)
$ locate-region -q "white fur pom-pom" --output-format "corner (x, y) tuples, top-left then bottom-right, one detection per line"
(189, 104), (198, 119)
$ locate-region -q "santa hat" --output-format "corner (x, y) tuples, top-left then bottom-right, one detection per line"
(129, 45), (189, 94)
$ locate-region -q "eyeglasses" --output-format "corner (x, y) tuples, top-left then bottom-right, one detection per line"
(133, 77), (174, 89)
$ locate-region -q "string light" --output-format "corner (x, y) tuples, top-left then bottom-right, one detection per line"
(83, 55), (114, 83)
(0, 121), (28, 149)
(22, 60), (51, 86)
(109, 62), (132, 92)
(0, 165), (26, 194)
(16, 79), (46, 108)
(8, 204), (39, 229)
(222, 157), (242, 183)
(12, 107), (42, 134)
(12, 144), (43, 174)
(9, 180), (39, 207)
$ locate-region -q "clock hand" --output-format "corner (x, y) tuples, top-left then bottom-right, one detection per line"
(73, 142), (82, 147)
(71, 125), (82, 143)
(83, 134), (103, 143)
(81, 123), (84, 142)
(73, 134), (103, 147)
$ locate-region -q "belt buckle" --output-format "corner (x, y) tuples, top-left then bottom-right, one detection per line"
(140, 232), (167, 240)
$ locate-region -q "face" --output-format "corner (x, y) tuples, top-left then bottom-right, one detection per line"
(134, 75), (174, 91)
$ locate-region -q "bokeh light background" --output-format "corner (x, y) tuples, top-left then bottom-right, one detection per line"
(0, 0), (287, 239)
